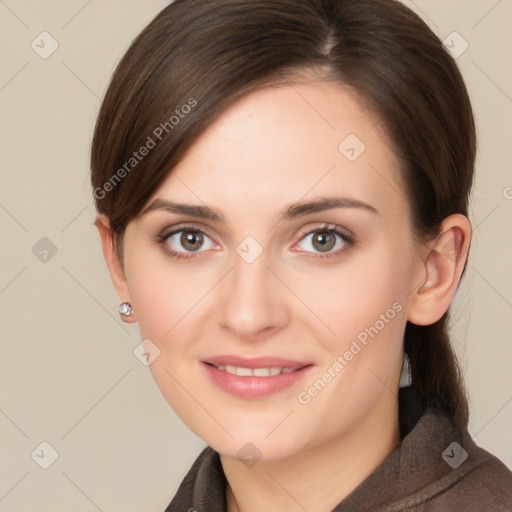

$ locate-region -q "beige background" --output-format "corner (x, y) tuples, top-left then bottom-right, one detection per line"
(0, 0), (511, 510)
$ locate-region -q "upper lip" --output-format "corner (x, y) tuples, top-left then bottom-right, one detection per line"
(202, 355), (313, 369)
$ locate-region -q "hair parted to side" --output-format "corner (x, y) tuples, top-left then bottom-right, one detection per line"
(91, 0), (476, 434)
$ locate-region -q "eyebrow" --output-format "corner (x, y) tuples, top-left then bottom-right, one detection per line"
(140, 196), (379, 223)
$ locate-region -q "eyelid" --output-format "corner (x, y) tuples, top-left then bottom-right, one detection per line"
(295, 223), (354, 244)
(158, 222), (217, 243)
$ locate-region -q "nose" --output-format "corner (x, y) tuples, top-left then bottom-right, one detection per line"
(216, 248), (290, 340)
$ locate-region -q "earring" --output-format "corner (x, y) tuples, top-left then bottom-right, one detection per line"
(119, 302), (133, 317)
(399, 352), (412, 388)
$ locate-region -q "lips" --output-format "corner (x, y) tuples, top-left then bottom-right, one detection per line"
(201, 354), (314, 399)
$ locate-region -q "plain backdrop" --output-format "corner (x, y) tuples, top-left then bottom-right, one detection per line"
(1, 1), (511, 511)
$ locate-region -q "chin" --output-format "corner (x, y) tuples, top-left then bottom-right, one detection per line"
(213, 437), (302, 464)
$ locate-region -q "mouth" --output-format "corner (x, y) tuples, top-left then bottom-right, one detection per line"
(204, 362), (307, 377)
(200, 355), (314, 399)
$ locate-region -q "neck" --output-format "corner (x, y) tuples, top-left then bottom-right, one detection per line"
(221, 400), (400, 512)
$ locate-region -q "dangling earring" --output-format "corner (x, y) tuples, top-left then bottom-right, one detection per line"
(399, 352), (412, 388)
(119, 302), (133, 317)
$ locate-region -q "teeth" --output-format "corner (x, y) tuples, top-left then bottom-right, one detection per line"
(253, 368), (271, 377)
(214, 364), (299, 377)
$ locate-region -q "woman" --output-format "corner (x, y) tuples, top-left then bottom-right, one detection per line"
(90, 0), (512, 510)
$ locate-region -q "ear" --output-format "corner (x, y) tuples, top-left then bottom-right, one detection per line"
(407, 214), (471, 326)
(95, 214), (137, 323)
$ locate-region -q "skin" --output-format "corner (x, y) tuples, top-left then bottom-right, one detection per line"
(96, 80), (471, 512)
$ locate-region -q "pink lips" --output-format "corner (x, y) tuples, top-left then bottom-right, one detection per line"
(201, 354), (314, 399)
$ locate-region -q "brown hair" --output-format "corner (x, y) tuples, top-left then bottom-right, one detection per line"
(91, 0), (476, 434)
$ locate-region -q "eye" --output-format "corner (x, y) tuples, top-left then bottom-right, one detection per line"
(294, 224), (354, 259)
(156, 224), (216, 260)
(155, 223), (354, 261)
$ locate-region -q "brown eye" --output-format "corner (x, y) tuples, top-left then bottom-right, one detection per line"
(162, 227), (215, 255)
(295, 226), (354, 258)
(311, 231), (336, 252)
(180, 231), (204, 252)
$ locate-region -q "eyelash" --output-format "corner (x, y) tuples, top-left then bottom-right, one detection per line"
(155, 223), (355, 261)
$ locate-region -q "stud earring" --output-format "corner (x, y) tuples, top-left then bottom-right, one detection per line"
(119, 302), (133, 317)
(399, 352), (412, 388)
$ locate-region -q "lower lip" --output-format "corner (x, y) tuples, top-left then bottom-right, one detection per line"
(201, 362), (314, 399)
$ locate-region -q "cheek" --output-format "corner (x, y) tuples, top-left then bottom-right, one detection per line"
(290, 244), (411, 403)
(291, 245), (411, 344)
(125, 254), (211, 421)
(124, 250), (205, 343)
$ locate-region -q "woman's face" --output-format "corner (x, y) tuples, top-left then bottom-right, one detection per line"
(121, 81), (424, 461)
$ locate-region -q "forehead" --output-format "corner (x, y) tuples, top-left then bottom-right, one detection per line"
(146, 81), (406, 221)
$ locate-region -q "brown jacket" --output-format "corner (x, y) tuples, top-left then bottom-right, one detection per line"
(164, 408), (512, 511)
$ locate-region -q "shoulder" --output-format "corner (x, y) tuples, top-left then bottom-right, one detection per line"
(425, 440), (512, 511)
(382, 409), (512, 511)
(454, 447), (512, 509)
